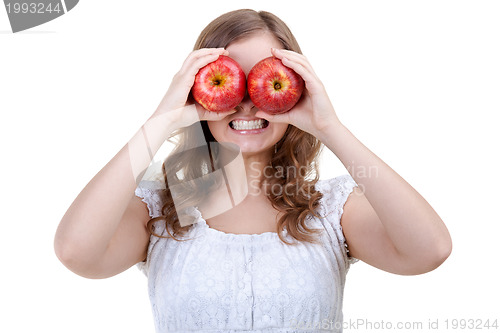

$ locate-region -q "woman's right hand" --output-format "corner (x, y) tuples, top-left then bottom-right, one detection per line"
(153, 48), (237, 128)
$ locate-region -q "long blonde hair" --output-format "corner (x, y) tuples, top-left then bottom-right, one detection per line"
(146, 9), (326, 245)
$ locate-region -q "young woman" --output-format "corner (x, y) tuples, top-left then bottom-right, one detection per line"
(54, 9), (452, 332)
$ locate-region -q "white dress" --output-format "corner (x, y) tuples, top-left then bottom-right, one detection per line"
(134, 174), (359, 333)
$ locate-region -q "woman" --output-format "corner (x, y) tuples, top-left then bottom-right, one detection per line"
(54, 9), (452, 332)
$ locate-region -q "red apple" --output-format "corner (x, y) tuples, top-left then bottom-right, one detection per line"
(247, 56), (304, 114)
(191, 55), (246, 112)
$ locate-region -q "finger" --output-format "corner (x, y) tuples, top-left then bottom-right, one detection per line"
(176, 53), (225, 90)
(271, 48), (317, 77)
(271, 48), (319, 87)
(179, 48), (228, 74)
(180, 49), (228, 75)
(187, 47), (228, 63)
(255, 110), (291, 124)
(205, 109), (237, 119)
(273, 49), (310, 69)
(280, 56), (319, 90)
(194, 103), (237, 121)
(207, 112), (237, 121)
(189, 53), (223, 75)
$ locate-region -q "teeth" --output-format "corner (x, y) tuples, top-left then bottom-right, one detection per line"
(230, 119), (266, 130)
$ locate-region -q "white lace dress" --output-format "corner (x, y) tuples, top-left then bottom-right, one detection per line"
(134, 174), (359, 333)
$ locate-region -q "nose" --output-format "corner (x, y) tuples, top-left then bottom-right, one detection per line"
(236, 90), (255, 113)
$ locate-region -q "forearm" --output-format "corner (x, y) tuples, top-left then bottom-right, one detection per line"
(317, 122), (451, 259)
(54, 106), (188, 263)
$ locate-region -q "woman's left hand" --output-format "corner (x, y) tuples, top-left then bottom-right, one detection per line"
(255, 48), (342, 138)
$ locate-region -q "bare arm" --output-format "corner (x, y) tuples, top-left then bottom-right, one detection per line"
(53, 108), (177, 277)
(322, 123), (452, 275)
(259, 48), (452, 275)
(53, 48), (234, 278)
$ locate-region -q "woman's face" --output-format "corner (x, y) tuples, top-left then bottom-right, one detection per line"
(206, 32), (289, 156)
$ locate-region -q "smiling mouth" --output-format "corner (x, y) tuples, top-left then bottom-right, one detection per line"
(229, 119), (270, 130)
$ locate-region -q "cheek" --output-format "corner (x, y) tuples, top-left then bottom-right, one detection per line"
(207, 121), (225, 139)
(275, 123), (289, 138)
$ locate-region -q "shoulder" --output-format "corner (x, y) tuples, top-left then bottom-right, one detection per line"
(315, 174), (358, 191)
(135, 180), (167, 218)
(136, 179), (166, 191)
(314, 174), (360, 267)
(315, 174), (358, 214)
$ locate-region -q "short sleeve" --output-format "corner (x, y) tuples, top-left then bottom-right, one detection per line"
(315, 174), (360, 270)
(134, 179), (166, 277)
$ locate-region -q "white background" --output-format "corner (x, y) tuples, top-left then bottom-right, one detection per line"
(1, 0), (499, 332)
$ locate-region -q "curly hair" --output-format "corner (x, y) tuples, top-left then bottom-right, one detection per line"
(145, 9), (326, 245)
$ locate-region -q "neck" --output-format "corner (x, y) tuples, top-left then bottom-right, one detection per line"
(195, 143), (273, 220)
(217, 143), (273, 198)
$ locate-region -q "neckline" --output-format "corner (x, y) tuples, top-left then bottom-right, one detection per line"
(187, 206), (284, 242)
(181, 176), (331, 243)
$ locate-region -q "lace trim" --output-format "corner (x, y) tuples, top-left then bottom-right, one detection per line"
(134, 181), (166, 276)
(184, 206), (288, 243)
(316, 175), (360, 266)
(133, 175), (360, 277)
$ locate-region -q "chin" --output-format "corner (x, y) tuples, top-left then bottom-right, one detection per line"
(216, 137), (270, 154)
(239, 144), (274, 155)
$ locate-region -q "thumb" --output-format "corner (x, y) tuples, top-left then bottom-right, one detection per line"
(255, 110), (289, 124)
